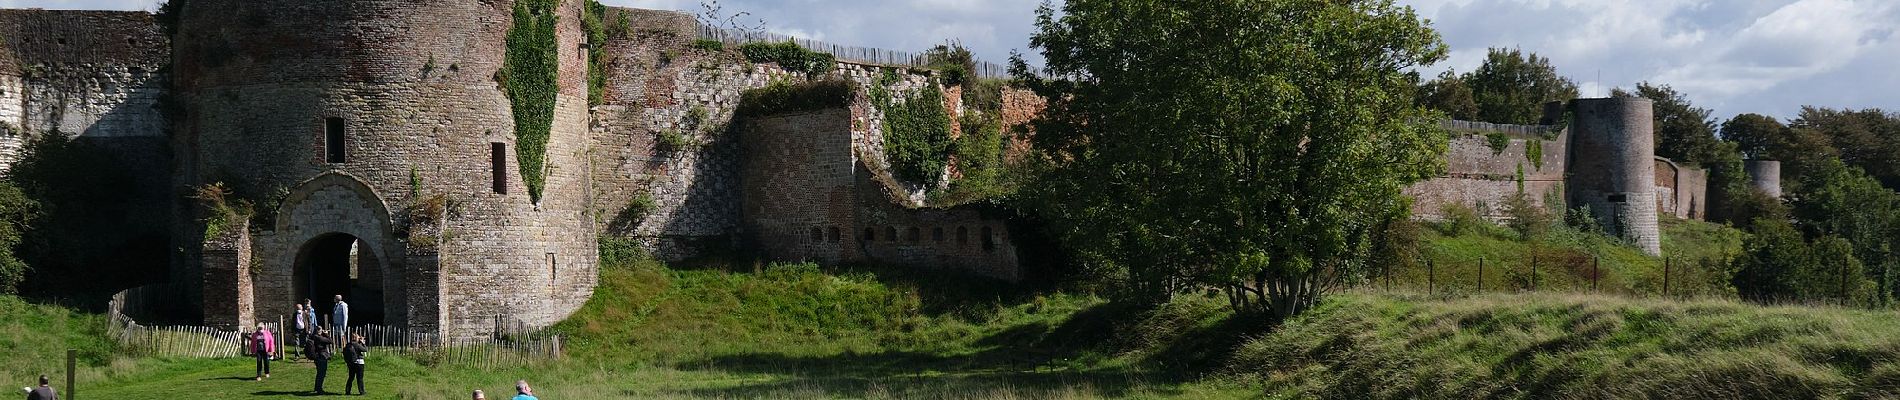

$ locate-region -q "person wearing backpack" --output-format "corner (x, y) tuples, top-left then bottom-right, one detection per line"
(342, 333), (368, 395)
(251, 324), (275, 381)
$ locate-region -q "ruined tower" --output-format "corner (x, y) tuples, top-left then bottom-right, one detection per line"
(172, 0), (597, 336)
(1745, 160), (1783, 198)
(1567, 97), (1661, 256)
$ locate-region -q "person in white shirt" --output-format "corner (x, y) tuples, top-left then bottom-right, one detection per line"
(331, 294), (350, 339)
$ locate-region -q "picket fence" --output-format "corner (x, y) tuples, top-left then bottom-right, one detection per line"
(106, 308), (563, 368)
(695, 25), (1028, 79)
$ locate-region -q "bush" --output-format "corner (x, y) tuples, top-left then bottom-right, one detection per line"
(1732, 219), (1877, 305)
(735, 79), (855, 116)
(737, 41), (835, 77)
(0, 182), (34, 294)
(874, 72), (955, 186)
(690, 39), (725, 52)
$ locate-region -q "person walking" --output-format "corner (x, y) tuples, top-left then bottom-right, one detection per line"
(512, 380), (538, 400)
(292, 303), (308, 360)
(24, 375), (55, 400)
(342, 334), (368, 395)
(309, 327), (335, 395)
(331, 294), (350, 340)
(251, 324), (275, 381)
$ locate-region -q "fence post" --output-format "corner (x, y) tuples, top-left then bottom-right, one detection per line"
(1531, 255), (1538, 291)
(1592, 256), (1600, 292)
(1428, 258), (1435, 295)
(66, 349), (75, 400)
(1663, 257), (1671, 297)
(1478, 257), (1485, 292)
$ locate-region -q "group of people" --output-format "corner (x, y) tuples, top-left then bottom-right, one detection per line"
(247, 295), (365, 395)
(472, 380), (541, 400)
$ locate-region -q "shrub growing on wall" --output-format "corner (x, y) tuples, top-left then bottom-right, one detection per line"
(0, 181), (35, 295)
(738, 41), (835, 77)
(501, 0), (561, 202)
(873, 71), (954, 187)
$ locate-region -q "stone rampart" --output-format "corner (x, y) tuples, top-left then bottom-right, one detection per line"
(1406, 120), (1567, 220)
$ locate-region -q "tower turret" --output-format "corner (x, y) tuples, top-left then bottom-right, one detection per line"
(1566, 97), (1661, 256)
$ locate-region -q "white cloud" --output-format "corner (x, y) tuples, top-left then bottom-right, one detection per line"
(1403, 0), (1900, 119)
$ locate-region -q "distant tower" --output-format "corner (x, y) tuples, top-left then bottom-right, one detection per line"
(1567, 97), (1661, 256)
(1744, 160), (1783, 198)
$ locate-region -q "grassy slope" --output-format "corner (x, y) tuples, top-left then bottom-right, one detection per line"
(71, 260), (1252, 399)
(1239, 292), (1900, 399)
(1397, 217), (1744, 296)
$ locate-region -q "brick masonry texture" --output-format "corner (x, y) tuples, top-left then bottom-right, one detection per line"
(7, 4), (1759, 334)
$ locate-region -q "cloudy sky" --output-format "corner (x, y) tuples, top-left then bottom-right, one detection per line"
(6, 0), (1894, 120)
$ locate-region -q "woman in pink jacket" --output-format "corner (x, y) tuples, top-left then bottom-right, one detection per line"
(252, 324), (276, 381)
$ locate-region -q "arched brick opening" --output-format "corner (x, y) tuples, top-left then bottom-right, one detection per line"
(270, 172), (404, 329)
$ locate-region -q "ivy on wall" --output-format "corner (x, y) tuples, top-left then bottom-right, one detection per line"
(1526, 139), (1545, 170)
(872, 70), (954, 186)
(582, 0), (618, 106)
(501, 0), (561, 202)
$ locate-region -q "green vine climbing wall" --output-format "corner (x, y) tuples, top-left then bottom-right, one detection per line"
(501, 0), (560, 202)
(872, 70), (954, 187)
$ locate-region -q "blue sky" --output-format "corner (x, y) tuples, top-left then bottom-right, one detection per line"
(5, 0), (1895, 121)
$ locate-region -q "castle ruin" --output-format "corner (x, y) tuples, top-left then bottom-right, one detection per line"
(0, 3), (1780, 337)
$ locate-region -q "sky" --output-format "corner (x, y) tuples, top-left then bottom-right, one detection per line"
(4, 0), (1893, 121)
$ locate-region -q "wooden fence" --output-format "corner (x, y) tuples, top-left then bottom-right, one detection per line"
(106, 308), (563, 368)
(695, 25), (1027, 79)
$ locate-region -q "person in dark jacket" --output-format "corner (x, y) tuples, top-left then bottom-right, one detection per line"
(309, 327), (334, 395)
(24, 375), (55, 400)
(342, 333), (368, 395)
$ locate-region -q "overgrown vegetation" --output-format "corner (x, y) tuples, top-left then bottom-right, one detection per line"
(1419, 48), (1579, 125)
(582, 0), (613, 106)
(500, 0), (561, 202)
(0, 181), (33, 294)
(190, 183), (253, 241)
(921, 43), (976, 87)
(737, 41), (835, 77)
(734, 78), (855, 116)
(873, 70), (955, 187)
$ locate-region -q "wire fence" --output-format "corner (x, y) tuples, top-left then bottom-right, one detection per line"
(694, 25), (1022, 79)
(1371, 254), (1734, 298)
(105, 305), (563, 368)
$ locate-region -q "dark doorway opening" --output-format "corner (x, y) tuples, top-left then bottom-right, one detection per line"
(293, 233), (385, 327)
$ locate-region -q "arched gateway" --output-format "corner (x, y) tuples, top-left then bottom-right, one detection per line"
(245, 173), (417, 331)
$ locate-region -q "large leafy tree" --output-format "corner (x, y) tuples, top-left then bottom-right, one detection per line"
(1722, 113), (1838, 193)
(1014, 0), (1448, 318)
(1462, 48), (1579, 124)
(1789, 159), (1900, 305)
(1791, 107), (1900, 190)
(1417, 70), (1478, 120)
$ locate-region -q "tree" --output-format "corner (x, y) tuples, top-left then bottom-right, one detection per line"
(1791, 107), (1900, 190)
(1613, 83), (1722, 167)
(1789, 159), (1900, 304)
(1732, 220), (1874, 305)
(1417, 70), (1477, 120)
(1721, 113), (1789, 160)
(0, 181), (34, 295)
(1013, 0), (1448, 319)
(1464, 48), (1579, 125)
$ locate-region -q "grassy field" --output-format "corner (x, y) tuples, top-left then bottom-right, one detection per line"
(11, 240), (1900, 399)
(1238, 291), (1900, 399)
(1389, 216), (1745, 297)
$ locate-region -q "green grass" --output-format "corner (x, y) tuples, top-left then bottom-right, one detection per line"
(1390, 217), (1744, 297)
(28, 259), (1254, 399)
(1237, 291), (1900, 399)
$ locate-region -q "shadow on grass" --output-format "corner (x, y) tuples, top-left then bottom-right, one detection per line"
(668, 369), (1171, 398)
(249, 390), (321, 397)
(673, 299), (1272, 397)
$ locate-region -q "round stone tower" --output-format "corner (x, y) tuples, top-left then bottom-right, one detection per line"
(1744, 160), (1783, 198)
(1566, 97), (1661, 256)
(171, 0), (597, 337)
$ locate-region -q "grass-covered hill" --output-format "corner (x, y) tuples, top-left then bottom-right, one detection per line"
(1243, 292), (1900, 399)
(9, 242), (1900, 398)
